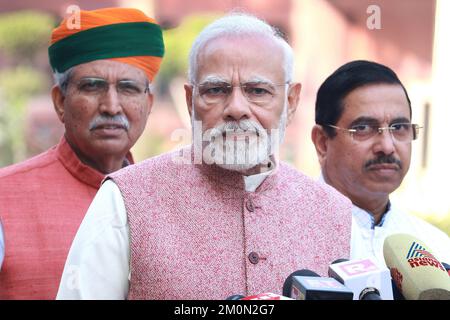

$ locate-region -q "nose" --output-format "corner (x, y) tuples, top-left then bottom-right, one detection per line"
(98, 84), (123, 116)
(372, 129), (396, 156)
(222, 86), (251, 122)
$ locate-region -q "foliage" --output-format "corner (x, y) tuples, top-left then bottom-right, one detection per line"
(0, 66), (48, 165)
(0, 10), (55, 62)
(156, 15), (218, 93)
(0, 11), (54, 166)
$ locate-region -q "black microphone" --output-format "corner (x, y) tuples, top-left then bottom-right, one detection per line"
(289, 269), (353, 300)
(282, 269), (318, 297)
(226, 294), (245, 300)
(359, 287), (382, 300)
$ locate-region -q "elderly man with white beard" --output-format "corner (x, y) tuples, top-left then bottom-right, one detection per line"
(57, 13), (353, 300)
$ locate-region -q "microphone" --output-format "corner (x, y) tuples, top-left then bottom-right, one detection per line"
(226, 294), (245, 300)
(330, 258), (349, 266)
(442, 262), (450, 276)
(329, 258), (404, 299)
(282, 269), (318, 297)
(383, 233), (450, 300)
(391, 279), (405, 300)
(289, 269), (353, 300)
(240, 292), (293, 300)
(328, 257), (393, 300)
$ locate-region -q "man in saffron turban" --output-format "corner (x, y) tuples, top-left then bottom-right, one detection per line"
(0, 7), (165, 299)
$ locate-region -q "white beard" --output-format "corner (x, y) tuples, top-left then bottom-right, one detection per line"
(193, 103), (288, 173)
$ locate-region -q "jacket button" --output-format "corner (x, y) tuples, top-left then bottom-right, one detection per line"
(248, 252), (260, 264)
(246, 199), (255, 212)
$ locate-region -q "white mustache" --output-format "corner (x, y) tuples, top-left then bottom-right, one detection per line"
(209, 120), (265, 138)
(89, 115), (130, 131)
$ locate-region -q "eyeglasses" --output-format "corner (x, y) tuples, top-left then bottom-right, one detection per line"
(194, 81), (290, 106)
(326, 123), (422, 143)
(71, 77), (150, 99)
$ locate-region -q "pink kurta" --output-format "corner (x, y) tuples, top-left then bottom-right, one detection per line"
(110, 148), (353, 300)
(0, 137), (132, 299)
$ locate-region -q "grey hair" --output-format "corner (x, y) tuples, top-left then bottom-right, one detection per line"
(188, 13), (294, 84)
(53, 68), (74, 95)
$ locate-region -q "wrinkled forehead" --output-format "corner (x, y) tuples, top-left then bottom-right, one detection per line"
(195, 34), (286, 84)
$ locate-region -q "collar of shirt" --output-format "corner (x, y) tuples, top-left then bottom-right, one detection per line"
(56, 136), (134, 188)
(352, 201), (391, 230)
(243, 158), (277, 192)
(193, 143), (278, 192)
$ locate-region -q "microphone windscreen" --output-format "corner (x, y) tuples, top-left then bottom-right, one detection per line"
(282, 269), (319, 297)
(383, 233), (450, 300)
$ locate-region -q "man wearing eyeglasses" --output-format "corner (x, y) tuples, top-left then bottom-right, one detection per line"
(312, 60), (450, 267)
(0, 8), (164, 299)
(57, 13), (353, 300)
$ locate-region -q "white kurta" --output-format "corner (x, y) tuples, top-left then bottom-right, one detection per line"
(57, 170), (273, 300)
(350, 202), (450, 267)
(317, 173), (450, 267)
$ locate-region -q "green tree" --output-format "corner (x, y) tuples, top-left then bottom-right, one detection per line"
(157, 15), (217, 94)
(0, 10), (55, 63)
(0, 11), (55, 165)
(0, 67), (47, 165)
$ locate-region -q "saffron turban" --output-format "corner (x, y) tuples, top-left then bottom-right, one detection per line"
(48, 7), (165, 81)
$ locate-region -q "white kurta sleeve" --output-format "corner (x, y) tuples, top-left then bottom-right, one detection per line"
(57, 179), (130, 300)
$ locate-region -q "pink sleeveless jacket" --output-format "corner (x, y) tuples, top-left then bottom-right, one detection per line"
(110, 148), (352, 300)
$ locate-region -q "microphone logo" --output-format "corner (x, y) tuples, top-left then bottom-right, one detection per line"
(337, 259), (378, 276)
(304, 278), (345, 289)
(406, 241), (445, 271)
(390, 267), (404, 292)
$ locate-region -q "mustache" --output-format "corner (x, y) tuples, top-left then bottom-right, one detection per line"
(89, 114), (130, 131)
(364, 154), (402, 169)
(210, 120), (265, 137)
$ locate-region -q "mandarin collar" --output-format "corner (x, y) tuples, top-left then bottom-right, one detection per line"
(353, 200), (391, 229)
(56, 136), (134, 189)
(188, 144), (279, 193)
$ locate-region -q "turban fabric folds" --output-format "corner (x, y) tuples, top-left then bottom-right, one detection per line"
(48, 8), (164, 81)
